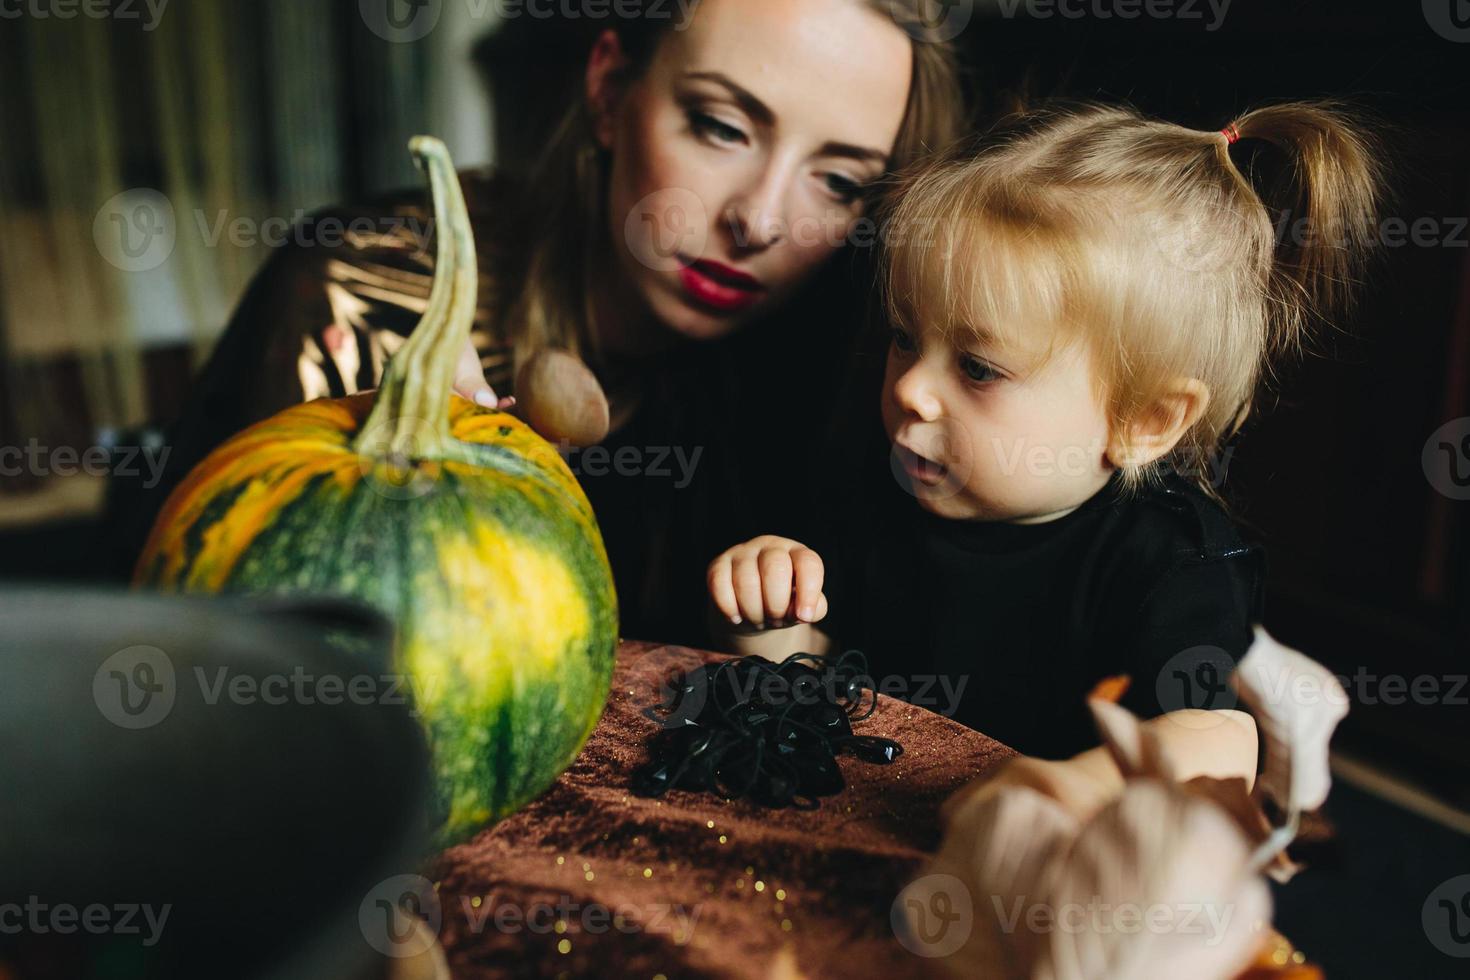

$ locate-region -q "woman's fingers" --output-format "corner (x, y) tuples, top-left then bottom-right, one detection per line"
(790, 547), (825, 622)
(452, 340), (491, 400)
(453, 339), (516, 410)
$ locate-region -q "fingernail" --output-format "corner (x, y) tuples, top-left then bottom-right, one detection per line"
(474, 391), (496, 408)
(501, 395), (517, 408)
(797, 605), (814, 621)
(730, 615), (742, 625)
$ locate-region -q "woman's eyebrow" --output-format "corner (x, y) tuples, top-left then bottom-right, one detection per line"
(682, 71), (774, 124)
(682, 71), (890, 165)
(817, 141), (888, 165)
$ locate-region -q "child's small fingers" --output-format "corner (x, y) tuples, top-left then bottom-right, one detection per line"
(706, 558), (741, 624)
(756, 548), (794, 624)
(730, 554), (767, 627)
(789, 547), (825, 621)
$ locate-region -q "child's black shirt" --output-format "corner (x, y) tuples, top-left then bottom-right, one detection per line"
(820, 471), (1265, 758)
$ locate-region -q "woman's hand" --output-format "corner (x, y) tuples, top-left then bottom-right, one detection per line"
(453, 339), (516, 410)
(707, 535), (829, 628)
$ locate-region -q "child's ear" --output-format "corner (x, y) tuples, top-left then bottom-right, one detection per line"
(1105, 379), (1211, 470)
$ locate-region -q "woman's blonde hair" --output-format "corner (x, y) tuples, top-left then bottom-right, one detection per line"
(503, 0), (969, 376)
(877, 101), (1384, 492)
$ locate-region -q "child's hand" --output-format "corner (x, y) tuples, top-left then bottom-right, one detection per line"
(707, 535), (829, 629)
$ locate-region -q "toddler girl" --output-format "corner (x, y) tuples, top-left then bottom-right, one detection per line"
(706, 102), (1381, 757)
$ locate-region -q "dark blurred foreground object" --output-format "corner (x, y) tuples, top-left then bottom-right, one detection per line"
(0, 588), (438, 980)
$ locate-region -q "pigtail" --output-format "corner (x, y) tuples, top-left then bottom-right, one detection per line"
(1222, 102), (1385, 358)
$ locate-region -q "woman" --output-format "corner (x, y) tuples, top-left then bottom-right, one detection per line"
(114, 0), (969, 645)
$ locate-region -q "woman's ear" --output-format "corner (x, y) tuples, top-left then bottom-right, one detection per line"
(585, 29), (630, 151)
(1106, 379), (1211, 470)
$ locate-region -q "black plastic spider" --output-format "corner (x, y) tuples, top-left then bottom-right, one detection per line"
(631, 650), (903, 810)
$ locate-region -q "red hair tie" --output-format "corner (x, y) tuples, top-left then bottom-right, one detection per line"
(1221, 123), (1242, 145)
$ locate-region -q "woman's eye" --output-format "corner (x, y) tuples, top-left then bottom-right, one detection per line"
(959, 353), (1000, 384)
(689, 111), (746, 145)
(890, 328), (916, 353)
(824, 173), (863, 204)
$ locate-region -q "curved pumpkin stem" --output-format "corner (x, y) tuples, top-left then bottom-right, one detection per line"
(356, 135), (478, 461)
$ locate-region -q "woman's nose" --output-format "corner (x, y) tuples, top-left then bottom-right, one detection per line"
(891, 363), (942, 422)
(723, 167), (790, 251)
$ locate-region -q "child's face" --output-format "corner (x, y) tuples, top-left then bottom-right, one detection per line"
(880, 315), (1116, 523)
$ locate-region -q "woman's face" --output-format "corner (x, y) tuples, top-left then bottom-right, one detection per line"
(593, 0), (913, 340)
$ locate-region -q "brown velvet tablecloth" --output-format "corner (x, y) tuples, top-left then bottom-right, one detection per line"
(429, 641), (1015, 979)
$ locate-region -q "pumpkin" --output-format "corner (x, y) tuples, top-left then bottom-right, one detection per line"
(135, 137), (618, 845)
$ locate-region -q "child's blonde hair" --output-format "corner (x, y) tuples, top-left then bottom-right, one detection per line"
(877, 101), (1384, 492)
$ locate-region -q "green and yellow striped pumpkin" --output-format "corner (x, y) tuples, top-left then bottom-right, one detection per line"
(135, 137), (618, 846)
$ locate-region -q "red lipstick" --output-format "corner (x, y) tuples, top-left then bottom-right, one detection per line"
(677, 257), (764, 314)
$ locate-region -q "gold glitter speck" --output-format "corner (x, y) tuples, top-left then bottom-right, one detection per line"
(470, 896), (482, 909)
(781, 919), (792, 932)
(643, 868), (653, 878)
(718, 835), (727, 844)
(584, 871), (595, 882)
(557, 939), (571, 954)
(555, 856), (564, 866)
(754, 881), (765, 892)
(555, 920), (567, 934)
(775, 889), (786, 901)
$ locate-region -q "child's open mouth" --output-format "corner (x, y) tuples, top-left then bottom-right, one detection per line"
(896, 445), (949, 486)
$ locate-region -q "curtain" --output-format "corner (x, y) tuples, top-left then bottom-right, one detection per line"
(0, 0), (495, 490)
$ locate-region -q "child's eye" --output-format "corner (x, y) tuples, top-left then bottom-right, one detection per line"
(959, 353), (1001, 384)
(689, 111), (746, 145)
(890, 327), (917, 353)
